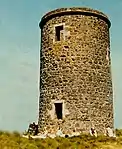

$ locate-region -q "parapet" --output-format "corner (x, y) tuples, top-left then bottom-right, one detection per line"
(39, 7), (111, 29)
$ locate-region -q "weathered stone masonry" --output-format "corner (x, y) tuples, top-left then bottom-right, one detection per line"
(38, 7), (114, 134)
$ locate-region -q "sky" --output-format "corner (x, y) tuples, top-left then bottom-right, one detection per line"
(0, 0), (122, 132)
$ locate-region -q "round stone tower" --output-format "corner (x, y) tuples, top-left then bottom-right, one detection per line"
(38, 7), (114, 134)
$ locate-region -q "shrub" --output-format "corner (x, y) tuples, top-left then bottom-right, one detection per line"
(115, 129), (122, 137)
(12, 131), (21, 137)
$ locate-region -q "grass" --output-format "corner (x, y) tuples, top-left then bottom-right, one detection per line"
(0, 129), (122, 149)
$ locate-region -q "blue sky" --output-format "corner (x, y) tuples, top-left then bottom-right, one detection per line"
(0, 0), (122, 132)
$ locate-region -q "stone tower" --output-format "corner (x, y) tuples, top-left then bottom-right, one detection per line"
(38, 7), (114, 134)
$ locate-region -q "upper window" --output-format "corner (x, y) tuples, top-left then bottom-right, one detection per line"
(55, 25), (64, 41)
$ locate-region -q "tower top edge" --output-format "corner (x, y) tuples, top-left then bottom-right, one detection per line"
(39, 7), (111, 29)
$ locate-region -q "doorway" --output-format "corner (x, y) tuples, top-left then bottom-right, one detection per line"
(54, 103), (63, 119)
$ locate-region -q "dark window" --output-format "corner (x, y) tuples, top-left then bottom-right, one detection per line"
(55, 25), (63, 41)
(55, 103), (63, 119)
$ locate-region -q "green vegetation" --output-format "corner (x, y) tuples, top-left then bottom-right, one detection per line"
(0, 129), (122, 149)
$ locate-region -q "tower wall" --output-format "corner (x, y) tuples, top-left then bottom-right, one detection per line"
(39, 8), (114, 134)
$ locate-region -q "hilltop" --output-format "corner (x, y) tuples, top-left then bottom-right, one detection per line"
(0, 129), (122, 149)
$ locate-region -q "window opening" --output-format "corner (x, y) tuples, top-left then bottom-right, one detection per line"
(55, 25), (63, 41)
(54, 103), (63, 119)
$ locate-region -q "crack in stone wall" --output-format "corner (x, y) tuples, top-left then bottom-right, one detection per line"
(38, 8), (114, 135)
